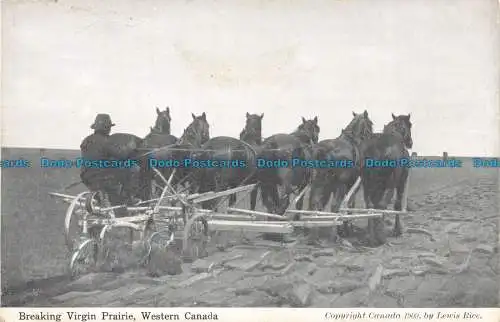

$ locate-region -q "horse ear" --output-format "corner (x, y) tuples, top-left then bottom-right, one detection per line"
(201, 112), (206, 120)
(364, 110), (368, 118)
(166, 107), (170, 114)
(302, 117), (307, 123)
(392, 113), (396, 120)
(156, 107), (161, 114)
(407, 113), (411, 119)
(192, 113), (196, 120)
(260, 113), (264, 119)
(313, 116), (318, 124)
(246, 112), (250, 118)
(352, 111), (357, 117)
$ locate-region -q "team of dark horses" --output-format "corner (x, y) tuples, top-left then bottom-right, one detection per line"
(97, 107), (413, 246)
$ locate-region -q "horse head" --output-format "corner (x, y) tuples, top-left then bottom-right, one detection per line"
(152, 106), (172, 134)
(384, 113), (413, 149)
(180, 112), (210, 147)
(297, 116), (320, 144)
(343, 110), (374, 143)
(240, 112), (264, 145)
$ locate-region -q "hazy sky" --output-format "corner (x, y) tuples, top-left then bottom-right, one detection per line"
(2, 0), (499, 156)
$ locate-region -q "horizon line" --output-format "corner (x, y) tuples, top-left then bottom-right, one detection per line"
(1, 145), (498, 158)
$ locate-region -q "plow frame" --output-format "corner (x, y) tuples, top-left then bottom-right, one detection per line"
(50, 152), (413, 277)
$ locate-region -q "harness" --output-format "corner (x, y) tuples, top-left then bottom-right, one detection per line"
(149, 128), (169, 136)
(339, 131), (361, 169)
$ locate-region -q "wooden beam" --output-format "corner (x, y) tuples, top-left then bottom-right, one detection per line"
(190, 184), (256, 203)
(207, 220), (293, 234)
(338, 208), (408, 215)
(227, 208), (286, 220)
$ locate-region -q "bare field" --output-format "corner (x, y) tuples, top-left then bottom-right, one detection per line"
(1, 147), (498, 307)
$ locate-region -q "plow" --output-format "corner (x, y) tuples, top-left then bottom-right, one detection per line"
(50, 159), (412, 278)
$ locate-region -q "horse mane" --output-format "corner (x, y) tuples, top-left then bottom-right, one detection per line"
(382, 117), (412, 147)
(292, 122), (312, 141)
(341, 114), (373, 143)
(383, 119), (400, 135)
(291, 129), (313, 144)
(178, 116), (209, 147)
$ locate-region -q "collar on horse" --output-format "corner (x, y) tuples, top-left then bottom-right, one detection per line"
(150, 127), (168, 136)
(340, 131), (362, 168)
(178, 124), (204, 148)
(240, 129), (262, 146)
(293, 131), (315, 147)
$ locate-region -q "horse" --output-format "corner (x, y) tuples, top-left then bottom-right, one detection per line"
(143, 107), (178, 148)
(360, 113), (413, 246)
(191, 112), (264, 210)
(142, 112), (210, 198)
(239, 113), (264, 211)
(308, 111), (374, 238)
(256, 117), (320, 215)
(140, 107), (179, 198)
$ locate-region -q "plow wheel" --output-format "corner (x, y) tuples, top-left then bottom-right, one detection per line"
(69, 238), (99, 279)
(143, 221), (177, 263)
(65, 191), (93, 251)
(182, 213), (209, 263)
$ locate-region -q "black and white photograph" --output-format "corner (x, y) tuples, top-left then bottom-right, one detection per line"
(1, 0), (498, 308)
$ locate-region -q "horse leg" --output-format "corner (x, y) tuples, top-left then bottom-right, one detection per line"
(361, 176), (375, 244)
(362, 180), (371, 209)
(308, 182), (332, 242)
(261, 184), (281, 241)
(309, 182), (331, 212)
(250, 186), (258, 211)
(276, 185), (291, 215)
(261, 184), (277, 214)
(137, 164), (151, 200)
(346, 179), (359, 236)
(371, 182), (388, 246)
(383, 178), (395, 210)
(392, 167), (409, 237)
(205, 173), (223, 211)
(362, 173), (387, 247)
(228, 193), (237, 208)
(331, 184), (349, 237)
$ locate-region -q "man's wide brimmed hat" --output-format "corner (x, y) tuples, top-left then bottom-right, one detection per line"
(90, 114), (115, 130)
